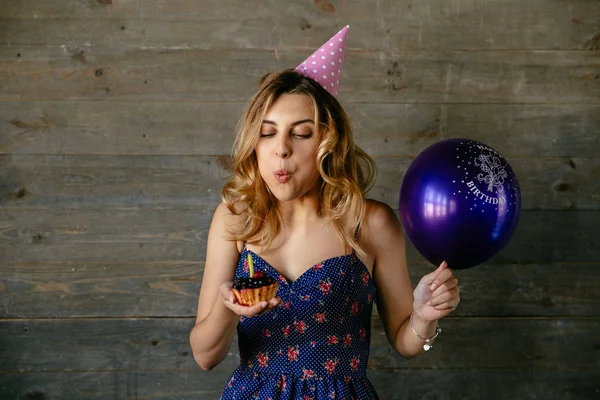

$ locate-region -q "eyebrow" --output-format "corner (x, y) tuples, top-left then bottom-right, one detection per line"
(262, 119), (315, 127)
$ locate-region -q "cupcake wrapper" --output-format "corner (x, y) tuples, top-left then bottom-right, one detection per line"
(232, 282), (279, 306)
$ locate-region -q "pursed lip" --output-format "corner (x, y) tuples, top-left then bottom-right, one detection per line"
(274, 169), (292, 183)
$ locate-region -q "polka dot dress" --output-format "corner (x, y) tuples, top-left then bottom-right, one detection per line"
(220, 246), (379, 400)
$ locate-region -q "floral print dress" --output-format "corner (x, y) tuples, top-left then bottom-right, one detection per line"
(220, 246), (379, 400)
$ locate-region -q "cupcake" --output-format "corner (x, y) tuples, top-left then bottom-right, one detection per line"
(232, 254), (278, 306)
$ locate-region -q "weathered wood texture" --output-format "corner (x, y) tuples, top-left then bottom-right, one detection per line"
(0, 155), (597, 210)
(2, 101), (599, 157)
(2, 318), (599, 372)
(3, 369), (598, 400)
(1, 0), (599, 399)
(1, 262), (599, 318)
(1, 209), (599, 264)
(2, 46), (599, 103)
(2, 0), (599, 51)
(1, 318), (599, 399)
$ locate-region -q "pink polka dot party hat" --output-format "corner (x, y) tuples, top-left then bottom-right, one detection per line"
(295, 25), (349, 98)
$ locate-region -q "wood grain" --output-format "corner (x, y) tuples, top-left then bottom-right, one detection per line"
(2, 0), (599, 50)
(1, 154), (598, 211)
(1, 0), (599, 398)
(1, 369), (598, 400)
(1, 262), (598, 318)
(1, 47), (598, 104)
(0, 155), (228, 209)
(2, 101), (599, 158)
(1, 318), (598, 372)
(1, 209), (598, 264)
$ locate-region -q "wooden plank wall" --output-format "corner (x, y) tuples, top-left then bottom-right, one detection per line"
(1, 0), (599, 399)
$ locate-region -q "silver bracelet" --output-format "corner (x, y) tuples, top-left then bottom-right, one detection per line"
(410, 311), (442, 351)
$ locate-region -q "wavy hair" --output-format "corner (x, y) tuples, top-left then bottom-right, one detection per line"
(222, 69), (376, 257)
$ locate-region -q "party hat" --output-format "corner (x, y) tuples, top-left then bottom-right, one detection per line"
(295, 25), (349, 98)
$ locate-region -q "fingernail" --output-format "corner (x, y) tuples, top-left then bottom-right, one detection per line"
(427, 300), (431, 306)
(430, 283), (437, 291)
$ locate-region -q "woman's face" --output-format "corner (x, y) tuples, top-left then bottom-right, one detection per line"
(255, 93), (321, 203)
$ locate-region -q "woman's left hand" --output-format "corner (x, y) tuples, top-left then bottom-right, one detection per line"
(413, 261), (460, 322)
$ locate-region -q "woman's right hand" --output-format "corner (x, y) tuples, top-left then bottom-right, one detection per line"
(219, 282), (282, 317)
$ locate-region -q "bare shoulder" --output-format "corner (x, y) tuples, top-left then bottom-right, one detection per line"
(211, 201), (245, 241)
(364, 199), (402, 234)
(196, 201), (245, 322)
(205, 201), (247, 274)
(363, 199), (404, 251)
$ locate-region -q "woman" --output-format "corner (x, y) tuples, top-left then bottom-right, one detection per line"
(190, 27), (460, 400)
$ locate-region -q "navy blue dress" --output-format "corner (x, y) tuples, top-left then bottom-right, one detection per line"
(220, 246), (380, 399)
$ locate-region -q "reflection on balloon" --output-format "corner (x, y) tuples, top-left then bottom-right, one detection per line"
(399, 138), (521, 269)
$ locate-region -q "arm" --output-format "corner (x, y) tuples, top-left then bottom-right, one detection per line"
(189, 202), (241, 370)
(366, 200), (459, 358)
(189, 202), (280, 370)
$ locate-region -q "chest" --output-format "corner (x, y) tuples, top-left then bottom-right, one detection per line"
(246, 228), (366, 283)
(237, 248), (375, 308)
(235, 249), (377, 342)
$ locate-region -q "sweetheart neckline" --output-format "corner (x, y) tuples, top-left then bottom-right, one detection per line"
(242, 248), (373, 287)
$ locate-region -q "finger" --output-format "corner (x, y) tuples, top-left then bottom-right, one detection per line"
(421, 261), (448, 286)
(429, 269), (455, 292)
(223, 300), (247, 315)
(220, 282), (236, 303)
(248, 301), (269, 314)
(256, 301), (272, 314)
(428, 287), (459, 307)
(259, 302), (281, 315)
(267, 296), (282, 308)
(433, 299), (460, 310)
(257, 299), (280, 315)
(433, 290), (460, 310)
(230, 288), (242, 304)
(254, 298), (284, 316)
(224, 300), (269, 317)
(431, 278), (459, 298)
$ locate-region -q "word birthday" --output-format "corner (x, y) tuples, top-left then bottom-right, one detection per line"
(465, 181), (506, 204)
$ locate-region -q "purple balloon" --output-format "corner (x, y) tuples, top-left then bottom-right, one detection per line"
(399, 139), (521, 269)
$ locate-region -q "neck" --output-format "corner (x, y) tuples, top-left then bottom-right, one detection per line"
(276, 192), (323, 227)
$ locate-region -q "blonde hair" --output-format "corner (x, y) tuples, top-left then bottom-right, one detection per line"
(222, 69), (376, 257)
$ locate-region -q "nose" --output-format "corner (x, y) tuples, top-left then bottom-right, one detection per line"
(275, 137), (291, 159)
